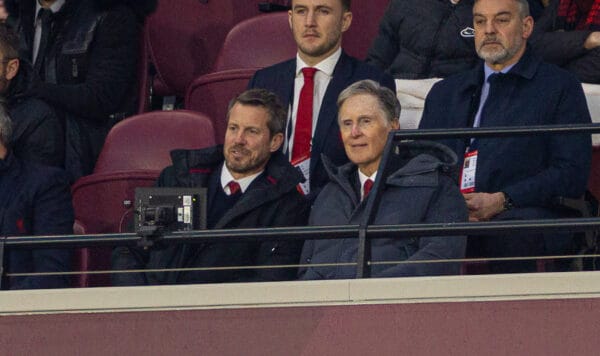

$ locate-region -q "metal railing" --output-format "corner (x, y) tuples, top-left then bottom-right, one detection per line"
(3, 124), (600, 285)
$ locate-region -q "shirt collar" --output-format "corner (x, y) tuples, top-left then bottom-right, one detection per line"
(481, 47), (540, 82)
(36, 0), (65, 15)
(358, 169), (377, 187)
(483, 62), (516, 81)
(220, 163), (263, 194)
(295, 47), (342, 77)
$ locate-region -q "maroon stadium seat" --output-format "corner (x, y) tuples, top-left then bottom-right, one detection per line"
(71, 171), (158, 287)
(145, 0), (263, 98)
(213, 12), (296, 71)
(94, 110), (215, 173)
(72, 110), (216, 287)
(344, 0), (390, 60)
(185, 68), (257, 144)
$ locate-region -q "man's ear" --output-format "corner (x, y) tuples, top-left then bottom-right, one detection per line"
(5, 58), (18, 81)
(270, 132), (284, 152)
(522, 15), (534, 39)
(341, 11), (353, 33)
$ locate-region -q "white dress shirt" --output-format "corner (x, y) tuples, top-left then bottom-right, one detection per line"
(220, 163), (263, 195)
(358, 169), (378, 200)
(285, 47), (342, 158)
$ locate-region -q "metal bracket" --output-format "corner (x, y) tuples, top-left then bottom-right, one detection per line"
(137, 225), (166, 249)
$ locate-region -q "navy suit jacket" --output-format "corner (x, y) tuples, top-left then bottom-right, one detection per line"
(420, 49), (591, 210)
(248, 51), (396, 197)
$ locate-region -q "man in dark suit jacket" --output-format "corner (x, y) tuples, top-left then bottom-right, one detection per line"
(112, 89), (309, 285)
(248, 0), (395, 198)
(420, 0), (592, 273)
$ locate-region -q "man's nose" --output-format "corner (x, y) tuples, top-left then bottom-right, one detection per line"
(484, 20), (496, 34)
(233, 131), (246, 144)
(304, 10), (317, 27)
(350, 123), (362, 137)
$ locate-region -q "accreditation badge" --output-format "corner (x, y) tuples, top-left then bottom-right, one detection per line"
(460, 150), (478, 193)
(292, 154), (310, 195)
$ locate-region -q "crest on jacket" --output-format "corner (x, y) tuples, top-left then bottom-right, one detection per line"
(460, 27), (475, 37)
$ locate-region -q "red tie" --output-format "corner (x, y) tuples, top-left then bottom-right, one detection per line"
(363, 179), (374, 200)
(292, 67), (318, 161)
(227, 181), (241, 195)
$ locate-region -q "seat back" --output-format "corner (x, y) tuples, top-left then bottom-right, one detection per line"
(71, 171), (159, 287)
(146, 0), (263, 97)
(213, 12), (296, 71)
(343, 0), (390, 60)
(94, 110), (216, 173)
(74, 111), (215, 287)
(185, 68), (257, 144)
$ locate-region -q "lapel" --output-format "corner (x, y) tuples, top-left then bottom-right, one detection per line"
(277, 59), (297, 109)
(0, 154), (23, 211)
(479, 49), (539, 128)
(464, 64), (484, 128)
(270, 60), (296, 158)
(18, 1), (37, 59)
(310, 52), (352, 172)
(213, 151), (301, 228)
(206, 165), (222, 213)
(322, 156), (360, 207)
(214, 173), (278, 228)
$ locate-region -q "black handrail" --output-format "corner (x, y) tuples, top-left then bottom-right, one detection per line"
(3, 124), (600, 285)
(5, 217), (600, 248)
(391, 123), (600, 140)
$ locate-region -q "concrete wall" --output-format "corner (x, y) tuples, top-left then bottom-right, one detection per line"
(2, 272), (600, 355)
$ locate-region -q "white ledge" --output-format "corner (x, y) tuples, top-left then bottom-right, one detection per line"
(3, 271), (600, 315)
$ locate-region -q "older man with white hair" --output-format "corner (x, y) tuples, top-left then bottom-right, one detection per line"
(299, 80), (467, 280)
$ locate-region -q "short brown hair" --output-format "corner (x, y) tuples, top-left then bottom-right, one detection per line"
(290, 0), (351, 11)
(227, 89), (287, 137)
